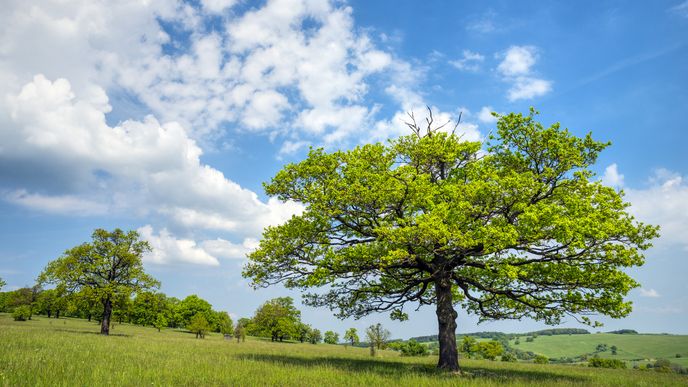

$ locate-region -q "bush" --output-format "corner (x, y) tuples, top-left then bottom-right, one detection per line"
(534, 355), (549, 364)
(588, 357), (627, 369)
(187, 313), (211, 339)
(476, 340), (504, 360)
(501, 352), (517, 362)
(12, 305), (31, 321)
(399, 340), (429, 357)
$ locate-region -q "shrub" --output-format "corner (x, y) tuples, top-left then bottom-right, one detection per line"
(476, 340), (504, 360)
(399, 340), (429, 357)
(588, 357), (626, 369)
(501, 352), (517, 362)
(534, 355), (549, 364)
(12, 305), (31, 321)
(187, 313), (211, 339)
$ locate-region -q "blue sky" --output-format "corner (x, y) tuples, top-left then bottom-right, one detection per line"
(0, 0), (687, 338)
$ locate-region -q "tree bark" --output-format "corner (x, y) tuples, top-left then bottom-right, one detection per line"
(100, 299), (112, 335)
(56, 310), (60, 319)
(435, 277), (459, 371)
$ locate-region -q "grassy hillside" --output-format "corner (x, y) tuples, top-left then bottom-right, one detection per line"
(509, 333), (688, 366)
(1, 314), (686, 386)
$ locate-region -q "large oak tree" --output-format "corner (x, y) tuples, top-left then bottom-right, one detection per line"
(243, 109), (658, 371)
(39, 228), (158, 335)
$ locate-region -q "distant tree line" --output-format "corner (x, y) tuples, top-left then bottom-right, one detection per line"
(0, 285), (233, 333)
(608, 329), (638, 334)
(410, 328), (590, 343)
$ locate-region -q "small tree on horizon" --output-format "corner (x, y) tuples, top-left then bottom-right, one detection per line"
(153, 314), (167, 332)
(38, 229), (159, 335)
(344, 328), (359, 348)
(366, 323), (390, 356)
(324, 330), (339, 344)
(251, 297), (301, 342)
(309, 328), (322, 344)
(188, 313), (211, 339)
(234, 319), (248, 342)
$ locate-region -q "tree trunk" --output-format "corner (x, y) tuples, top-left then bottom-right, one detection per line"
(100, 299), (112, 335)
(435, 277), (459, 371)
(56, 310), (60, 319)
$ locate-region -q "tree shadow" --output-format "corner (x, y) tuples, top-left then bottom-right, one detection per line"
(52, 328), (130, 337)
(236, 353), (588, 383)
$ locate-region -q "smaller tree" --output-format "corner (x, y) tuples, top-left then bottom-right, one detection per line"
(234, 324), (247, 343)
(534, 355), (549, 364)
(13, 305), (31, 321)
(0, 277), (5, 290)
(400, 340), (429, 357)
(477, 341), (504, 360)
(215, 311), (234, 335)
(309, 329), (322, 344)
(344, 328), (359, 348)
(188, 313), (211, 339)
(38, 229), (158, 335)
(251, 297), (301, 342)
(611, 345), (618, 355)
(324, 330), (339, 344)
(366, 323), (390, 356)
(153, 314), (168, 332)
(460, 336), (478, 358)
(295, 322), (312, 343)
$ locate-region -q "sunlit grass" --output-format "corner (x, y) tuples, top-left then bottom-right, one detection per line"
(1, 313), (686, 386)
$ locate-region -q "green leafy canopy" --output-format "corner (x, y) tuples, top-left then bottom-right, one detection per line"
(243, 109), (659, 326)
(38, 229), (159, 306)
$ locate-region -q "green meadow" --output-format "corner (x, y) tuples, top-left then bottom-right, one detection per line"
(508, 333), (688, 367)
(1, 314), (686, 386)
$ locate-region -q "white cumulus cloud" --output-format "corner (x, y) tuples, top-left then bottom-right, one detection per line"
(601, 163), (625, 188)
(138, 225), (220, 266)
(496, 46), (552, 101)
(450, 50), (485, 72)
(639, 288), (661, 298)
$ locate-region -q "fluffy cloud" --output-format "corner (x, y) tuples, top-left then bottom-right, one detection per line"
(201, 237), (259, 259)
(2, 190), (107, 216)
(1, 75), (302, 252)
(477, 106), (498, 123)
(639, 288), (661, 298)
(601, 163), (625, 188)
(604, 166), (688, 251)
(138, 225), (220, 266)
(0, 0), (473, 267)
(496, 46), (552, 101)
(497, 46), (537, 76)
(625, 169), (688, 250)
(450, 50), (485, 72)
(1, 0), (397, 147)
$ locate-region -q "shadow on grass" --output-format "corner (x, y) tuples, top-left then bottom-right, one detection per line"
(236, 353), (588, 383)
(52, 328), (131, 337)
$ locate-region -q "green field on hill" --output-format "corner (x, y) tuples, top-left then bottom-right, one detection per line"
(1, 314), (687, 386)
(508, 333), (688, 367)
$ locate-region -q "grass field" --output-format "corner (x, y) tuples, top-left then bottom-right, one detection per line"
(1, 314), (686, 386)
(508, 333), (688, 367)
